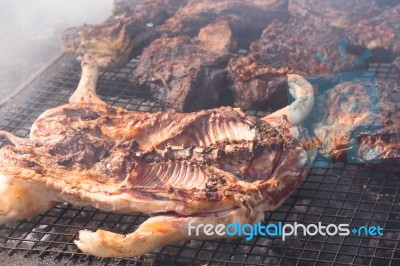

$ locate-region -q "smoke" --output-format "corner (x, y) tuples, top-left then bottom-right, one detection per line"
(0, 0), (113, 99)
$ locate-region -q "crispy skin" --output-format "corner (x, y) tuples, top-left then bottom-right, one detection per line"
(134, 21), (234, 112)
(159, 0), (289, 48)
(344, 5), (400, 62)
(289, 0), (380, 29)
(61, 0), (187, 69)
(310, 80), (400, 169)
(228, 18), (360, 109)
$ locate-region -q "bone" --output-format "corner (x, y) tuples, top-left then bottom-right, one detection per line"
(69, 54), (107, 105)
(263, 74), (315, 125)
(75, 207), (254, 258)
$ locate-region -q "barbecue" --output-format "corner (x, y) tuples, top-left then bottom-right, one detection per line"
(158, 0), (289, 48)
(1, 0), (400, 265)
(0, 54), (315, 258)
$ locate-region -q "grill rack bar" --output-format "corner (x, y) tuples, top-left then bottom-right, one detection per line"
(0, 54), (399, 265)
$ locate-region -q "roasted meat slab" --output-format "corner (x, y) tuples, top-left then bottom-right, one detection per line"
(228, 17), (360, 109)
(159, 0), (289, 48)
(134, 21), (234, 112)
(62, 0), (187, 69)
(62, 17), (156, 70)
(0, 55), (316, 257)
(308, 79), (400, 169)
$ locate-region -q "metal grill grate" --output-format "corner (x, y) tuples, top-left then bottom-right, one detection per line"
(0, 54), (399, 265)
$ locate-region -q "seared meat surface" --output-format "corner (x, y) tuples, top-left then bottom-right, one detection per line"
(134, 21), (234, 112)
(0, 55), (316, 258)
(61, 0), (187, 69)
(159, 0), (289, 48)
(62, 17), (156, 70)
(289, 0), (380, 29)
(228, 18), (360, 109)
(309, 80), (400, 168)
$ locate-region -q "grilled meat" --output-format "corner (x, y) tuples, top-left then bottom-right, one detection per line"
(159, 0), (289, 48)
(228, 17), (360, 109)
(134, 21), (235, 112)
(309, 80), (400, 169)
(289, 0), (380, 29)
(62, 17), (156, 70)
(0, 54), (316, 258)
(344, 4), (400, 63)
(61, 0), (187, 69)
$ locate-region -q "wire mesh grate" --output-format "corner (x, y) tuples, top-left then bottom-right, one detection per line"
(0, 54), (399, 265)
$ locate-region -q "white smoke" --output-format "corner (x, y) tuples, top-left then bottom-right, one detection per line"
(0, 0), (113, 98)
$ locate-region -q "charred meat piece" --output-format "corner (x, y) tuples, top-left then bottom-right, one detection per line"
(0, 54), (316, 258)
(159, 0), (289, 48)
(309, 80), (400, 168)
(228, 18), (360, 109)
(62, 0), (187, 69)
(62, 17), (156, 70)
(344, 4), (400, 63)
(134, 21), (235, 112)
(289, 0), (380, 29)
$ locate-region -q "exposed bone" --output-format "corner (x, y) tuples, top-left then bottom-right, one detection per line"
(264, 74), (315, 125)
(69, 54), (107, 105)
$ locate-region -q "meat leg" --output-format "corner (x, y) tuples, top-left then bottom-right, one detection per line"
(264, 74), (315, 126)
(0, 173), (55, 224)
(75, 208), (258, 258)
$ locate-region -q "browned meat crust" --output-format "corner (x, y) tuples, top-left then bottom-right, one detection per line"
(134, 21), (235, 112)
(228, 17), (360, 109)
(0, 103), (310, 216)
(159, 0), (289, 48)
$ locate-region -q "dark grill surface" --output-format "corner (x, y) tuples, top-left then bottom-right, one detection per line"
(0, 54), (399, 266)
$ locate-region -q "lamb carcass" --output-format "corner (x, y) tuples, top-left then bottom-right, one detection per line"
(0, 54), (316, 258)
